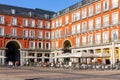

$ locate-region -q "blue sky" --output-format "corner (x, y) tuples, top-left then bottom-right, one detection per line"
(0, 0), (81, 12)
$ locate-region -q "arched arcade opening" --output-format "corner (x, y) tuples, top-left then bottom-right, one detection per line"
(5, 41), (21, 66)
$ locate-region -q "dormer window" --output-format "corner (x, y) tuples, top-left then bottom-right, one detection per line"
(11, 9), (15, 14)
(45, 14), (49, 19)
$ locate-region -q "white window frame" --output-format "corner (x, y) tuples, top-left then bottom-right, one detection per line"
(0, 16), (4, 24)
(96, 3), (101, 14)
(88, 19), (93, 30)
(23, 19), (28, 27)
(38, 42), (43, 49)
(46, 42), (50, 49)
(38, 20), (43, 28)
(76, 37), (80, 47)
(29, 41), (35, 49)
(11, 17), (17, 26)
(82, 8), (87, 19)
(112, 30), (118, 41)
(103, 31), (109, 43)
(23, 29), (28, 37)
(38, 31), (43, 38)
(112, 12), (118, 25)
(95, 33), (101, 44)
(0, 27), (4, 36)
(29, 30), (35, 38)
(11, 28), (17, 36)
(88, 6), (94, 17)
(103, 0), (109, 11)
(95, 17), (101, 29)
(112, 0), (118, 9)
(30, 19), (35, 27)
(45, 32), (50, 39)
(103, 14), (109, 27)
(88, 35), (93, 45)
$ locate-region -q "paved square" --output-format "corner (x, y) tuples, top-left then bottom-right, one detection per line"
(0, 67), (120, 80)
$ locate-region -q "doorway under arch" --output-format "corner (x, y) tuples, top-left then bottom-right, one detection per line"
(63, 40), (72, 62)
(5, 41), (21, 66)
(63, 40), (72, 53)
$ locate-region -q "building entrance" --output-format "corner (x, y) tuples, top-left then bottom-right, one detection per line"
(63, 40), (72, 62)
(6, 41), (20, 66)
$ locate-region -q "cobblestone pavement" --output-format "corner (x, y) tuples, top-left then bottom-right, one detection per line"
(0, 67), (120, 80)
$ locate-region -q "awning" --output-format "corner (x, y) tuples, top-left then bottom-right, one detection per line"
(54, 52), (95, 58)
(94, 52), (110, 58)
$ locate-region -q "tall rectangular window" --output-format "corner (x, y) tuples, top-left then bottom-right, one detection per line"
(88, 35), (93, 45)
(51, 32), (54, 39)
(59, 19), (62, 26)
(88, 6), (93, 17)
(103, 0), (109, 11)
(88, 19), (93, 30)
(23, 19), (28, 26)
(82, 8), (87, 19)
(46, 21), (50, 29)
(38, 31), (42, 38)
(45, 32), (50, 39)
(46, 42), (50, 49)
(82, 22), (87, 32)
(112, 30), (118, 41)
(0, 27), (4, 36)
(103, 32), (109, 43)
(95, 17), (101, 29)
(30, 20), (35, 27)
(112, 0), (118, 8)
(38, 42), (43, 49)
(0, 16), (4, 24)
(23, 30), (28, 37)
(72, 25), (76, 35)
(56, 20), (59, 27)
(77, 24), (80, 33)
(96, 3), (101, 14)
(112, 12), (118, 25)
(38, 20), (43, 28)
(103, 15), (109, 27)
(11, 28), (17, 36)
(96, 33), (101, 44)
(29, 41), (35, 49)
(11, 17), (17, 26)
(76, 37), (80, 47)
(76, 11), (80, 21)
(56, 41), (58, 49)
(52, 21), (55, 28)
(65, 16), (69, 24)
(30, 30), (35, 38)
(65, 27), (69, 36)
(82, 36), (86, 45)
(52, 42), (54, 49)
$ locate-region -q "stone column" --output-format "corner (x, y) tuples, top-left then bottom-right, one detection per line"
(49, 53), (53, 63)
(111, 42), (116, 65)
(42, 53), (45, 62)
(34, 53), (37, 62)
(94, 49), (97, 63)
(101, 49), (106, 64)
(2, 50), (5, 65)
(20, 50), (24, 66)
(119, 45), (120, 61)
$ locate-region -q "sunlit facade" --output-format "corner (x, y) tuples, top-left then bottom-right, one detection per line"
(0, 0), (120, 65)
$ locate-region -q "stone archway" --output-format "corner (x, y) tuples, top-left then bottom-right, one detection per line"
(5, 41), (21, 66)
(63, 40), (72, 53)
